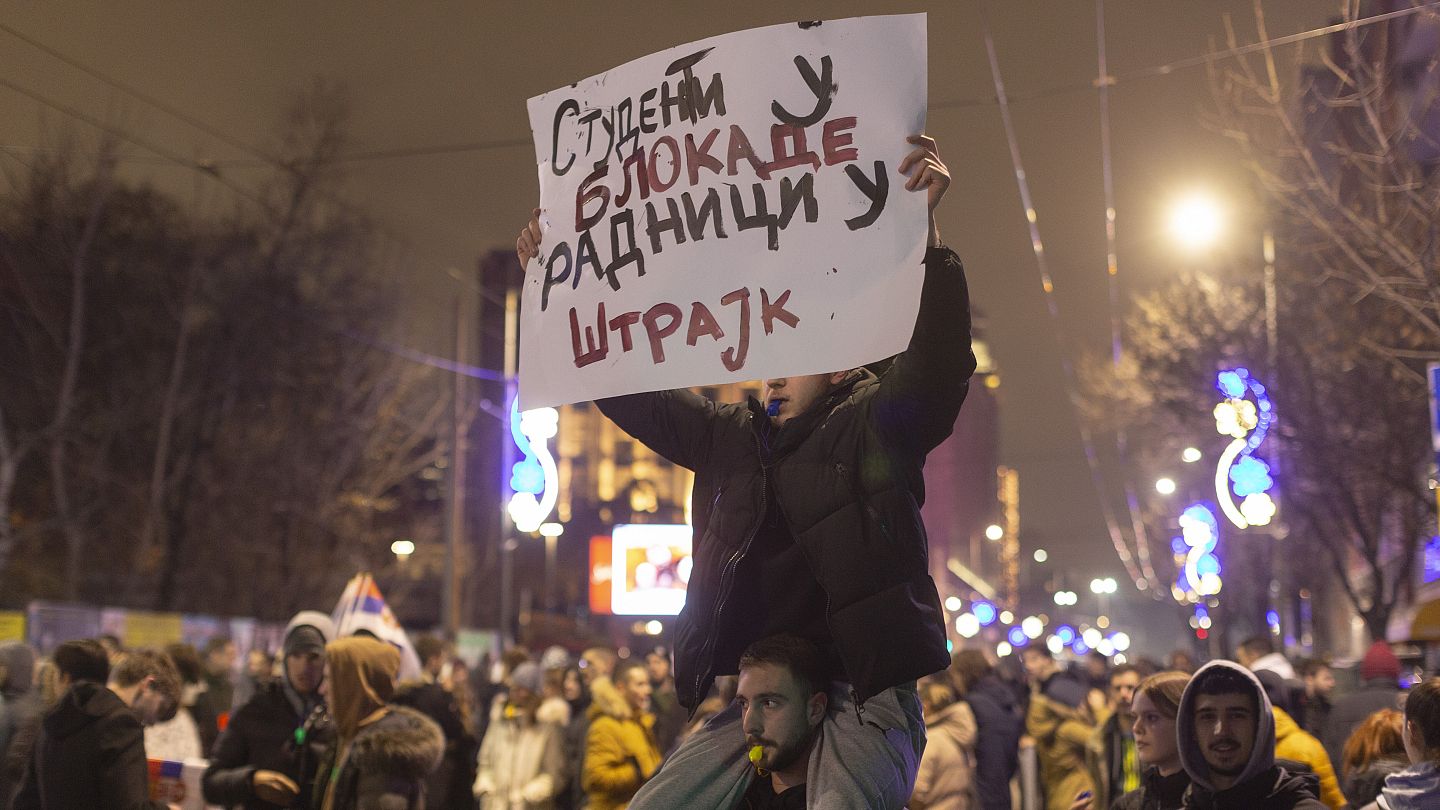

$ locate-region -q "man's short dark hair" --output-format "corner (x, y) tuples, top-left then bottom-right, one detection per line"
(1238, 636), (1274, 658)
(1298, 658), (1331, 679)
(1192, 666), (1259, 716)
(414, 635), (445, 664)
(163, 643), (205, 685)
(1405, 677), (1440, 752)
(612, 658), (647, 686)
(53, 639), (110, 684)
(1020, 645), (1052, 661)
(1109, 663), (1140, 684)
(738, 634), (829, 698)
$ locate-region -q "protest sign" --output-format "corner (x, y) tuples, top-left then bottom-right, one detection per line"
(522, 14), (928, 409)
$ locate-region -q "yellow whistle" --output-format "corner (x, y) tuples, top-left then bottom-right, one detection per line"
(749, 745), (767, 775)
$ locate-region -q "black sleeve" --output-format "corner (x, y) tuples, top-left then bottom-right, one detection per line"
(595, 389), (720, 471)
(96, 712), (169, 810)
(10, 745), (40, 810)
(870, 245), (976, 457)
(201, 709), (258, 805)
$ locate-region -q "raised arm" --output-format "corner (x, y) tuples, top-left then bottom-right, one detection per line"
(517, 209), (721, 470)
(870, 136), (977, 455)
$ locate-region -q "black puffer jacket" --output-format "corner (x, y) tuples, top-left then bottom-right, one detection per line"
(598, 246), (974, 710)
(966, 674), (1023, 810)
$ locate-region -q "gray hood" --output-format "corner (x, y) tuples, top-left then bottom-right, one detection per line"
(1177, 660), (1276, 792)
(0, 641), (37, 698)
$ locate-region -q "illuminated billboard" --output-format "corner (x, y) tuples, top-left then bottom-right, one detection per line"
(609, 524), (693, 616)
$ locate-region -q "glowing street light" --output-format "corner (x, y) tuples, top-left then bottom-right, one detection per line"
(1090, 577), (1118, 595)
(1182, 447), (1203, 463)
(944, 596), (963, 613)
(1167, 191), (1225, 252)
(1033, 549), (1049, 563)
(391, 539), (416, 561)
(985, 524), (1004, 542)
(1156, 477), (1177, 496)
(539, 522), (564, 538)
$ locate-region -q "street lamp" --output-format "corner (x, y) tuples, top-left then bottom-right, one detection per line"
(1182, 447), (1203, 463)
(1167, 191), (1225, 252)
(391, 539), (416, 562)
(985, 524), (1004, 542)
(1033, 548), (1049, 563)
(1156, 477), (1177, 496)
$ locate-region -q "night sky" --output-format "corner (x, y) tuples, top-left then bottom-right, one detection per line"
(0, 2), (1336, 623)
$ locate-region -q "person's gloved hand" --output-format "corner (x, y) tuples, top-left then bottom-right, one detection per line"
(252, 769), (300, 806)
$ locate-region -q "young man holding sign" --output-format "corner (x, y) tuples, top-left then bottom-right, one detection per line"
(516, 132), (971, 809)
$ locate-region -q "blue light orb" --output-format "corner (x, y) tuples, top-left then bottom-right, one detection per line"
(1217, 370), (1247, 399)
(973, 601), (998, 626)
(1056, 625), (1076, 644)
(1230, 456), (1274, 497)
(1171, 537), (1188, 556)
(1072, 640), (1090, 655)
(1196, 553), (1221, 578)
(1007, 626), (1029, 647)
(1266, 610), (1281, 628)
(510, 460), (545, 495)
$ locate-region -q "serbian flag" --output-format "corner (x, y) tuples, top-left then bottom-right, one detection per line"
(331, 573), (423, 681)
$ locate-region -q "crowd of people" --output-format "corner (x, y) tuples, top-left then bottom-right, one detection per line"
(1, 619), (1438, 809)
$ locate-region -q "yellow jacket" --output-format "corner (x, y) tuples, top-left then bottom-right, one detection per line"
(580, 677), (662, 810)
(1026, 689), (1096, 810)
(1273, 707), (1346, 809)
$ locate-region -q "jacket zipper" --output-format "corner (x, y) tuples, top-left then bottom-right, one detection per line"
(690, 414), (769, 713)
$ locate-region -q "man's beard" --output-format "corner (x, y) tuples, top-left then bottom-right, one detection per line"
(756, 723), (822, 773)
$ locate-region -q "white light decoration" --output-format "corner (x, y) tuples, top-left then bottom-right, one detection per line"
(644, 620), (664, 635)
(1047, 635), (1064, 654)
(1156, 478), (1177, 496)
(944, 596), (963, 613)
(999, 610), (1015, 625)
(1033, 549), (1049, 563)
(997, 641), (1013, 657)
(1111, 632), (1131, 652)
(1021, 616), (1044, 639)
(507, 400), (560, 534)
(1082, 627), (1103, 647)
(390, 539), (416, 558)
(1182, 447), (1203, 463)
(1098, 640), (1116, 656)
(956, 613), (981, 638)
(1240, 493), (1277, 526)
(539, 522), (564, 538)
(985, 524), (1004, 541)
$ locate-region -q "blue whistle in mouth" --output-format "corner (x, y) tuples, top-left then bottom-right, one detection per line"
(766, 400), (781, 417)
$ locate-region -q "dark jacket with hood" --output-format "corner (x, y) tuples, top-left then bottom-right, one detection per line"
(392, 679), (478, 810)
(1177, 661), (1326, 810)
(311, 705), (444, 810)
(966, 673), (1023, 810)
(596, 246), (974, 711)
(12, 679), (170, 810)
(1113, 768), (1191, 810)
(203, 611), (335, 810)
(1322, 677), (1402, 768)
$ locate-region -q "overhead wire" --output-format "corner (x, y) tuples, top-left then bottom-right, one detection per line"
(978, 1), (1146, 588)
(1095, 0), (1162, 597)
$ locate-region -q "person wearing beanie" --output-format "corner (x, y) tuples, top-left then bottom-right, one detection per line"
(313, 636), (444, 810)
(203, 611), (336, 810)
(1323, 642), (1404, 768)
(1176, 660), (1325, 808)
(474, 660), (567, 809)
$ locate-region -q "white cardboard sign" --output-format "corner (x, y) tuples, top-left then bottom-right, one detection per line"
(521, 14), (928, 409)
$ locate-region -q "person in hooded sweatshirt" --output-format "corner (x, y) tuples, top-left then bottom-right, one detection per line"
(13, 641), (183, 810)
(204, 611), (336, 810)
(1359, 676), (1440, 810)
(311, 636), (444, 810)
(1176, 660), (1325, 809)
